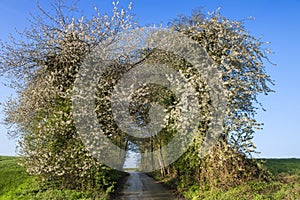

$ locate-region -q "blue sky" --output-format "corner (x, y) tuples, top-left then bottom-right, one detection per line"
(0, 0), (299, 158)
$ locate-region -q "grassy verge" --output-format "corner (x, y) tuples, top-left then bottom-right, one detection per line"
(150, 158), (300, 200)
(2, 156), (300, 199)
(0, 156), (126, 200)
(0, 156), (31, 198)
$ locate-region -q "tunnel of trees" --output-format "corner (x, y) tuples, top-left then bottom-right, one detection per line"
(0, 0), (274, 197)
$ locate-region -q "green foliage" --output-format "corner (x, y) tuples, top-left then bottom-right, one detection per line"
(0, 156), (31, 197)
(146, 9), (274, 191)
(150, 158), (300, 200)
(2, 177), (108, 200)
(182, 180), (300, 200)
(0, 156), (125, 199)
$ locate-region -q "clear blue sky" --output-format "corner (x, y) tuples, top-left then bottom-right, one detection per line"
(0, 0), (299, 158)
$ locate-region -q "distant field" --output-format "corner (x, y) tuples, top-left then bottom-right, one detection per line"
(122, 168), (137, 172)
(262, 158), (300, 175)
(1, 156), (300, 199)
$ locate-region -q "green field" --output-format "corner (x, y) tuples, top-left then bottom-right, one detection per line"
(0, 156), (34, 199)
(1, 156), (300, 199)
(263, 158), (300, 176)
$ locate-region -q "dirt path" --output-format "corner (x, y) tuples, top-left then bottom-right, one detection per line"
(116, 172), (179, 200)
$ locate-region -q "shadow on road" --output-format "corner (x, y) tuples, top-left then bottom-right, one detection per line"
(114, 172), (182, 200)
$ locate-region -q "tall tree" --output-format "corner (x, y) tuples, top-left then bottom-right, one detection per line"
(0, 0), (134, 190)
(164, 9), (274, 189)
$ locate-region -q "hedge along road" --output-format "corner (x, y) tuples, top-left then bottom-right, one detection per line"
(116, 172), (182, 200)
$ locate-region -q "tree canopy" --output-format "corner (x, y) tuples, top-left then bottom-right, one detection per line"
(0, 0), (274, 194)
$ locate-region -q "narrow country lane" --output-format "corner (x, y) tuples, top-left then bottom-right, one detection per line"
(116, 172), (181, 200)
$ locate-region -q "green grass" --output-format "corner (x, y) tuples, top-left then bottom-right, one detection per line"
(262, 158), (300, 175)
(187, 158), (300, 200)
(1, 157), (300, 199)
(0, 156), (113, 200)
(183, 180), (300, 200)
(151, 158), (300, 200)
(0, 156), (32, 198)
